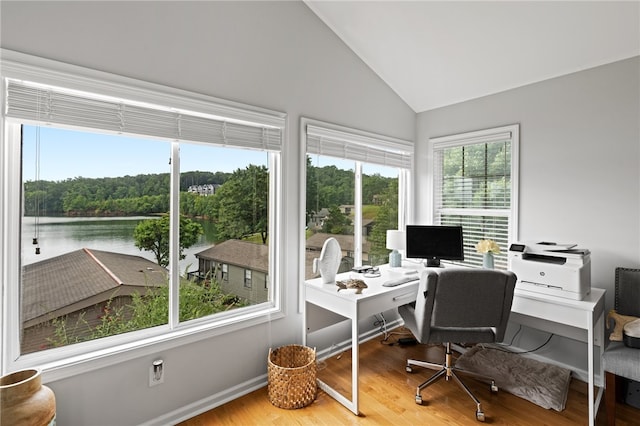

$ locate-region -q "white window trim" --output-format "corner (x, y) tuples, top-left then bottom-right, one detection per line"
(244, 270), (253, 288)
(427, 124), (520, 266)
(0, 49), (286, 381)
(299, 117), (413, 312)
(222, 263), (229, 281)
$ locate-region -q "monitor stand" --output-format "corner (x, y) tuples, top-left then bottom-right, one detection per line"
(425, 258), (441, 268)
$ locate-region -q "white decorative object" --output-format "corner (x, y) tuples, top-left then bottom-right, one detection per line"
(386, 230), (405, 268)
(312, 237), (342, 284)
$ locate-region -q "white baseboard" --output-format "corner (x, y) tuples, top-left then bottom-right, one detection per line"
(142, 317), (405, 425)
(140, 374), (267, 426)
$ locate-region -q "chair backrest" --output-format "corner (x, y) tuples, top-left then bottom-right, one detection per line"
(615, 267), (640, 317)
(419, 268), (517, 343)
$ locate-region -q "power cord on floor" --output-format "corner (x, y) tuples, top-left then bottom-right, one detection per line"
(378, 323), (415, 346)
(484, 329), (555, 354)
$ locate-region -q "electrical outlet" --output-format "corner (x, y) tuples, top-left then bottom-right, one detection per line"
(149, 359), (164, 387)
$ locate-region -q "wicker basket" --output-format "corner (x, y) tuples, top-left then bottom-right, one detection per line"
(267, 344), (317, 409)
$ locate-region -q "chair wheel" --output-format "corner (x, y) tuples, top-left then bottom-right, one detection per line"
(476, 410), (485, 422)
(490, 381), (498, 393)
(406, 365), (413, 373)
(415, 395), (423, 405)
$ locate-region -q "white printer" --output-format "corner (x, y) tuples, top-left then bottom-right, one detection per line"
(508, 242), (591, 300)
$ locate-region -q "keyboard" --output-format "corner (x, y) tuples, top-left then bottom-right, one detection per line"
(382, 276), (419, 287)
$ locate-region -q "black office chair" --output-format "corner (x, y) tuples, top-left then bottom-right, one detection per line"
(398, 268), (517, 422)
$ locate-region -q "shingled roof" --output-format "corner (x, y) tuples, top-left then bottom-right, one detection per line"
(22, 248), (168, 326)
(194, 240), (268, 272)
(305, 232), (371, 253)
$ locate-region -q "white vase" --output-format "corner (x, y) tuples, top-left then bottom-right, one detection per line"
(312, 237), (342, 284)
(389, 249), (401, 267)
(482, 252), (495, 269)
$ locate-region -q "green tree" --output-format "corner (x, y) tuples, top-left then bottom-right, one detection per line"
(133, 215), (203, 267)
(214, 165), (269, 243)
(305, 156), (319, 225)
(442, 141), (510, 209)
(322, 205), (352, 234)
(362, 173), (390, 204)
(368, 180), (399, 264)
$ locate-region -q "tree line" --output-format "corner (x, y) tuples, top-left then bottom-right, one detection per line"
(23, 171), (230, 216)
(24, 162), (398, 263)
(24, 162), (396, 221)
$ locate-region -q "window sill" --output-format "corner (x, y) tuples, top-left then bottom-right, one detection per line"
(15, 306), (284, 384)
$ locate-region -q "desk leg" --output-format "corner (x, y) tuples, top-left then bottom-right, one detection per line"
(588, 313), (595, 426)
(352, 305), (359, 415)
(318, 306), (360, 415)
(312, 305), (360, 415)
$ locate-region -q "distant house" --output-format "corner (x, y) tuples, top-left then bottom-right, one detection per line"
(362, 218), (375, 236)
(187, 184), (220, 196)
(21, 248), (168, 354)
(308, 207), (330, 231)
(194, 240), (269, 305)
(338, 204), (354, 215)
(307, 207), (374, 236)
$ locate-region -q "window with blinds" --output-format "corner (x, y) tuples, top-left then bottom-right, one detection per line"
(303, 118), (412, 280)
(6, 79), (282, 150)
(431, 125), (519, 269)
(1, 51), (286, 371)
(306, 124), (412, 170)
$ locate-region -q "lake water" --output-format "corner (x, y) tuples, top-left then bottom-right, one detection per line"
(22, 216), (218, 274)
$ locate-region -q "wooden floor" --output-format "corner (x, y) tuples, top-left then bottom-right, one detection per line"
(180, 333), (639, 425)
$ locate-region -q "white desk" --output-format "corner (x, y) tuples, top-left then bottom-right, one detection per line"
(304, 265), (605, 425)
(510, 287), (605, 426)
(304, 265), (421, 414)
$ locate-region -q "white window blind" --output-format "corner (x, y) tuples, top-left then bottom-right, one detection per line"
(5, 79), (283, 151)
(431, 125), (519, 269)
(306, 124), (412, 169)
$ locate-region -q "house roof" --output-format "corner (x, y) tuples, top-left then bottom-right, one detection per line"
(305, 232), (371, 253)
(22, 248), (168, 324)
(194, 240), (268, 272)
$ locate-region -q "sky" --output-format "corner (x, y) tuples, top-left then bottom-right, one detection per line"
(21, 125), (268, 182)
(22, 125), (398, 182)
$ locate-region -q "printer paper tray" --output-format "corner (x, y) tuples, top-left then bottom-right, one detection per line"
(517, 280), (587, 301)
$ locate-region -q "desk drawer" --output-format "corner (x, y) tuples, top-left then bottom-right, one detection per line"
(359, 285), (418, 318)
(512, 294), (592, 329)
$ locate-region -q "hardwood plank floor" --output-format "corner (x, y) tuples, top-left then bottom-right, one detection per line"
(180, 333), (639, 425)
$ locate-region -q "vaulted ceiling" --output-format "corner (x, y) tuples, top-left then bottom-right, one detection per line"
(305, 1), (640, 113)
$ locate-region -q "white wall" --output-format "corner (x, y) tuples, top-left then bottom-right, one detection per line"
(0, 2), (415, 424)
(416, 57), (640, 372)
(416, 57), (640, 298)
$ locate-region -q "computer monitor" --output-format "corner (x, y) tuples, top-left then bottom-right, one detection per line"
(405, 225), (464, 267)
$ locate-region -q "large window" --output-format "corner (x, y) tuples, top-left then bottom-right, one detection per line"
(430, 125), (519, 269)
(303, 119), (412, 280)
(1, 52), (285, 373)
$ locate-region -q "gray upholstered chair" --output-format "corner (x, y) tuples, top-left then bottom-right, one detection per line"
(603, 267), (640, 426)
(398, 268), (517, 422)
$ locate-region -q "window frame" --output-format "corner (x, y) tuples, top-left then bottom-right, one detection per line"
(0, 49), (286, 380)
(221, 263), (229, 282)
(427, 124), (519, 269)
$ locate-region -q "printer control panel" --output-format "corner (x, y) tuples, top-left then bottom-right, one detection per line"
(509, 243), (526, 253)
